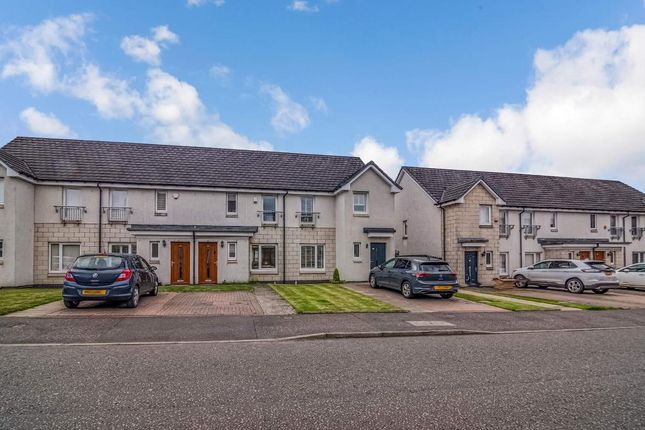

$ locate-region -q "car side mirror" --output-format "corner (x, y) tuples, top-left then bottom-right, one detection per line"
(151, 266), (157, 271)
(379, 264), (384, 270)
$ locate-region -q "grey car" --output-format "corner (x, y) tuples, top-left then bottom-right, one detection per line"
(368, 256), (459, 299)
(511, 259), (618, 294)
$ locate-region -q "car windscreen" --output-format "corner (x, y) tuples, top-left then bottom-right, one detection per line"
(418, 263), (452, 273)
(584, 261), (614, 271)
(73, 256), (125, 270)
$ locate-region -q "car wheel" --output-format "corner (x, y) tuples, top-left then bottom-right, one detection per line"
(63, 299), (79, 309)
(369, 274), (379, 289)
(401, 281), (415, 299)
(514, 275), (528, 288)
(566, 278), (585, 294)
(149, 282), (159, 296)
(440, 292), (454, 299)
(593, 289), (608, 294)
(126, 286), (140, 308)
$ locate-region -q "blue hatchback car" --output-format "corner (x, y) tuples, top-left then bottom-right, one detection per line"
(369, 255), (459, 299)
(62, 254), (159, 309)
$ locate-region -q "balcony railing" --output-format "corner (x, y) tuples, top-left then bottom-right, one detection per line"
(609, 226), (624, 239)
(296, 212), (320, 227)
(103, 206), (133, 223)
(631, 227), (644, 239)
(499, 224), (514, 238)
(55, 206), (86, 223)
(257, 210), (283, 225)
(522, 224), (540, 238)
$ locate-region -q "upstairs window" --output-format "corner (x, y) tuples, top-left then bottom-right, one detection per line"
(499, 210), (508, 226)
(300, 195), (314, 223)
(479, 205), (492, 226)
(110, 189), (128, 208)
(262, 195), (277, 223)
(226, 193), (237, 216)
(550, 212), (558, 230)
(64, 188), (81, 206)
(631, 216), (638, 229)
(0, 178), (4, 204)
(610, 215), (618, 228)
(521, 211), (534, 227)
(0, 239), (3, 259)
(353, 192), (368, 214)
(590, 214), (597, 230)
(155, 191), (167, 213)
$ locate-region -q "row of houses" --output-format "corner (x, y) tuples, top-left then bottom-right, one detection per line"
(1, 136), (644, 287)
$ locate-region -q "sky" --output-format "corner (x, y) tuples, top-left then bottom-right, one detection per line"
(1, 0), (644, 189)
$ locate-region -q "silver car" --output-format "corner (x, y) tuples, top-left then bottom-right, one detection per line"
(511, 259), (619, 294)
(616, 263), (645, 289)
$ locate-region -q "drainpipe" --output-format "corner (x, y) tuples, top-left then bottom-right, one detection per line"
(440, 205), (446, 260)
(97, 183), (103, 253)
(282, 191), (288, 284)
(192, 229), (196, 285)
(518, 208), (525, 267)
(622, 213), (630, 267)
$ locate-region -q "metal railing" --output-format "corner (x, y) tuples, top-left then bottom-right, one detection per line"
(631, 227), (644, 239)
(103, 206), (133, 223)
(609, 226), (624, 239)
(296, 211), (320, 227)
(55, 206), (86, 223)
(522, 224), (540, 238)
(499, 224), (514, 238)
(257, 210), (283, 225)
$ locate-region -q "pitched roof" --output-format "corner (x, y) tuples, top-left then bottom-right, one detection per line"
(0, 137), (366, 192)
(401, 166), (645, 212)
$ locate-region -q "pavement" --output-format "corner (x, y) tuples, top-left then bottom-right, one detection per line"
(494, 285), (645, 309)
(1, 327), (643, 429)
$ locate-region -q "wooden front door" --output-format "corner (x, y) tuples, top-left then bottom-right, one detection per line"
(578, 251), (591, 260)
(198, 242), (218, 284)
(170, 242), (191, 284)
(594, 251), (606, 261)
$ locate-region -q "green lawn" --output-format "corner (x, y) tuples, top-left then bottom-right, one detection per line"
(0, 288), (62, 316)
(271, 284), (401, 313)
(160, 283), (256, 293)
(494, 293), (616, 311)
(455, 292), (546, 312)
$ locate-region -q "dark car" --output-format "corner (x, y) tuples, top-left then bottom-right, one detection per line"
(62, 254), (159, 309)
(369, 255), (459, 299)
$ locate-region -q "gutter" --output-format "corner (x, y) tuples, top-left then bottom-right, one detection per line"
(282, 191), (288, 283)
(97, 183), (102, 253)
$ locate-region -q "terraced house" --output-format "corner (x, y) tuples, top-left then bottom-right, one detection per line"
(396, 167), (645, 287)
(0, 137), (400, 287)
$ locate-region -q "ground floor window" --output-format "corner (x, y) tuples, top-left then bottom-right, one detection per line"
(150, 242), (160, 262)
(634, 252), (645, 264)
(353, 242), (361, 259)
(499, 252), (508, 275)
(301, 244), (325, 270)
(228, 242), (237, 261)
(484, 251), (493, 269)
(109, 243), (136, 254)
(50, 243), (80, 272)
(252, 244), (276, 270)
(0, 239), (3, 259)
(524, 252), (541, 266)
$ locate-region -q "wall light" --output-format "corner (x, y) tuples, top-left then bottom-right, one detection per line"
(162, 240), (167, 248)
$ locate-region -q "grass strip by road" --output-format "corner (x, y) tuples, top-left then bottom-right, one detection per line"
(0, 288), (62, 316)
(271, 284), (402, 314)
(160, 283), (256, 293)
(455, 292), (546, 311)
(493, 293), (616, 311)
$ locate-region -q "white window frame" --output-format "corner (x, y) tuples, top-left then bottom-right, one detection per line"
(251, 244), (278, 272)
(499, 252), (508, 275)
(150, 241), (160, 262)
(521, 211), (534, 227)
(155, 190), (168, 214)
(300, 195), (315, 224)
(479, 205), (492, 226)
(484, 251), (493, 269)
(262, 195), (278, 224)
(524, 252), (541, 267)
(300, 244), (325, 271)
(109, 243), (136, 254)
(633, 252), (645, 264)
(226, 193), (238, 216)
(110, 189), (128, 207)
(49, 243), (81, 273)
(0, 239), (4, 260)
(0, 177), (4, 205)
(550, 212), (558, 230)
(352, 192), (368, 215)
(402, 220), (408, 238)
(590, 214), (597, 230)
(228, 241), (237, 262)
(353, 242), (361, 260)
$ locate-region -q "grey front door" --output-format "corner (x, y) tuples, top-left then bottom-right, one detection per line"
(465, 251), (478, 285)
(370, 243), (387, 269)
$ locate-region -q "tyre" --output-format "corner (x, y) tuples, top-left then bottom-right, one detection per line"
(126, 286), (140, 308)
(149, 282), (159, 296)
(401, 281), (415, 299)
(440, 292), (454, 299)
(369, 274), (379, 289)
(64, 299), (79, 309)
(566, 278), (585, 294)
(593, 289), (608, 294)
(514, 275), (528, 288)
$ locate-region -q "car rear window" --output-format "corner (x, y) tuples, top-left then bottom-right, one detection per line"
(419, 263), (452, 273)
(73, 256), (125, 270)
(584, 261), (614, 271)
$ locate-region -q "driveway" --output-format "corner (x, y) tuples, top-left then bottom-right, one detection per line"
(505, 287), (645, 309)
(345, 283), (506, 313)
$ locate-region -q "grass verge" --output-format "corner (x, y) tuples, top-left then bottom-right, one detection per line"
(160, 283), (256, 293)
(494, 293), (616, 311)
(271, 284), (402, 313)
(455, 292), (546, 312)
(0, 288), (62, 316)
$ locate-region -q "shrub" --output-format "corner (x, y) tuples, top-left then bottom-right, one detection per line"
(331, 268), (343, 284)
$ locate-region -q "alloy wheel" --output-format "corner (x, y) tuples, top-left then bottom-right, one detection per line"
(566, 279), (584, 294)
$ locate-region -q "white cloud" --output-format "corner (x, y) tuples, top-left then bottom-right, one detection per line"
(120, 26), (178, 65)
(186, 0), (225, 7)
(260, 84), (310, 134)
(0, 14), (91, 92)
(209, 64), (232, 84)
(310, 96), (328, 113)
(409, 25), (645, 187)
(352, 136), (404, 179)
(20, 107), (76, 138)
(289, 1), (319, 13)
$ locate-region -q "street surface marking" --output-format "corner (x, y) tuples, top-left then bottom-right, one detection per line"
(406, 320), (455, 327)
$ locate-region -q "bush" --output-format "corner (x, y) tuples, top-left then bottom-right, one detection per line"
(331, 268), (343, 284)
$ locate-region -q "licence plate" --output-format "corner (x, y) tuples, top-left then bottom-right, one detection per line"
(605, 272), (613, 276)
(434, 285), (453, 291)
(82, 289), (107, 296)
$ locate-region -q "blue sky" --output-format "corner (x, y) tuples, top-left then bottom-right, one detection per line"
(1, 0), (644, 188)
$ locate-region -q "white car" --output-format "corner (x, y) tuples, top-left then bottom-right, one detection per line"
(511, 259), (619, 294)
(616, 263), (645, 289)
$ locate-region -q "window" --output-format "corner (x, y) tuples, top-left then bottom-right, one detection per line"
(631, 216), (638, 229)
(300, 196), (314, 224)
(394, 258), (410, 269)
(156, 191), (167, 213)
(590, 214), (597, 230)
(64, 188), (81, 206)
(633, 252), (645, 264)
(402, 220), (408, 238)
(150, 242), (160, 262)
(479, 205), (492, 226)
(301, 244), (325, 270)
(484, 251), (493, 269)
(251, 244), (277, 270)
(110, 189), (128, 207)
(353, 242), (361, 259)
(549, 261), (575, 269)
(521, 211), (534, 227)
(533, 261), (550, 269)
(262, 195), (277, 223)
(0, 178), (4, 204)
(608, 251), (615, 265)
(0, 239), (3, 259)
(50, 243), (80, 272)
(228, 242), (237, 261)
(500, 211), (508, 226)
(610, 215), (617, 228)
(549, 212), (558, 230)
(110, 243), (136, 254)
(353, 192), (368, 214)
(499, 252), (508, 275)
(226, 193), (237, 216)
(524, 252), (540, 266)
(383, 259), (396, 269)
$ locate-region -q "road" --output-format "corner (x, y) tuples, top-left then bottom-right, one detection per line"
(1, 328), (644, 429)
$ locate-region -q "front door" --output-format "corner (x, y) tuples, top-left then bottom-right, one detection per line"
(198, 242), (218, 284)
(594, 251), (605, 261)
(578, 251), (591, 260)
(170, 242), (191, 284)
(465, 251), (478, 286)
(370, 243), (387, 269)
